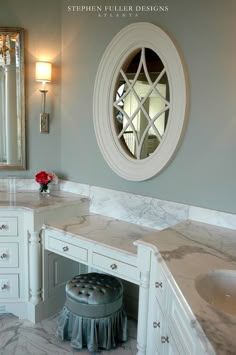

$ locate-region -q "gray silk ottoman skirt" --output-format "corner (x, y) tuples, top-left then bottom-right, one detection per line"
(56, 273), (128, 352)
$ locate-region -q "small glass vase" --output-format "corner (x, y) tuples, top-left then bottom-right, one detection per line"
(39, 183), (50, 194)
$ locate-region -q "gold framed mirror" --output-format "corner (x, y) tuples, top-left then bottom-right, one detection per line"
(0, 27), (25, 170)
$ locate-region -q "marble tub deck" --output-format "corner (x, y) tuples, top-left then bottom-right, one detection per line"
(0, 314), (137, 355)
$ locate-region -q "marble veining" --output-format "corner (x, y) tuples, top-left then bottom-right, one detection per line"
(44, 213), (154, 256)
(172, 220), (236, 261)
(89, 185), (189, 230)
(0, 313), (137, 355)
(138, 220), (236, 354)
(63, 182), (236, 231)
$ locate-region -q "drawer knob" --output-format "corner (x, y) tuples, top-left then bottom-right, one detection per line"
(153, 321), (160, 328)
(1, 284), (8, 290)
(62, 246), (69, 252)
(110, 264), (117, 270)
(0, 224), (7, 231)
(161, 336), (169, 344)
(0, 253), (7, 259)
(155, 281), (163, 288)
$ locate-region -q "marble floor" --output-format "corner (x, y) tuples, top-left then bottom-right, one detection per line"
(0, 313), (137, 355)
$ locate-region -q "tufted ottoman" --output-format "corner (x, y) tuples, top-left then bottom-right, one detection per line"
(56, 272), (128, 352)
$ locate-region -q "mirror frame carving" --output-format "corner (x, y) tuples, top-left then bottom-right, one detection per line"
(0, 27), (26, 170)
(93, 23), (189, 181)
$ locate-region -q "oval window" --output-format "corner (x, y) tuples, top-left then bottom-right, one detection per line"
(93, 23), (188, 181)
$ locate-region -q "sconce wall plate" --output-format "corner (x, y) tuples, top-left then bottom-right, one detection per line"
(35, 61), (52, 134)
(40, 113), (49, 133)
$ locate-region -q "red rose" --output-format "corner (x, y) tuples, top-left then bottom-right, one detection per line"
(48, 173), (54, 181)
(35, 171), (51, 185)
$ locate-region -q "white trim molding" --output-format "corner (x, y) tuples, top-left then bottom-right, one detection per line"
(93, 22), (189, 181)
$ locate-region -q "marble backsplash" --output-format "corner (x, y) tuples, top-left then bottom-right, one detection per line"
(0, 178), (236, 231)
(89, 185), (189, 230)
(59, 180), (236, 231)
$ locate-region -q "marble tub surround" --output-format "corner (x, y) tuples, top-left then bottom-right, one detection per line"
(136, 220), (236, 354)
(0, 190), (90, 212)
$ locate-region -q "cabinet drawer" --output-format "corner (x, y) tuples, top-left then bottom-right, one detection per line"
(92, 252), (138, 281)
(47, 236), (88, 263)
(0, 274), (19, 298)
(0, 217), (18, 237)
(0, 243), (19, 267)
(149, 300), (166, 354)
(159, 326), (183, 355)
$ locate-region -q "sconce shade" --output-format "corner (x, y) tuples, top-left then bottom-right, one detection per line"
(35, 62), (52, 82)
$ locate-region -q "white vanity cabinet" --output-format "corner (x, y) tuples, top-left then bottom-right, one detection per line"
(146, 256), (181, 354)
(0, 193), (89, 322)
(146, 250), (212, 355)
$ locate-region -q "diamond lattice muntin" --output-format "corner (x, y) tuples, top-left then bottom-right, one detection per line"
(113, 48), (170, 160)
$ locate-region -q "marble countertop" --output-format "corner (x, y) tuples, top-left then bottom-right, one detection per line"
(43, 213), (154, 256)
(138, 220), (236, 355)
(0, 191), (88, 212)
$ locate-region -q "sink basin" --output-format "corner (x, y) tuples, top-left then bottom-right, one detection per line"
(195, 270), (236, 315)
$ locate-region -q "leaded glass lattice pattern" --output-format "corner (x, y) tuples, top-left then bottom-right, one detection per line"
(113, 48), (170, 160)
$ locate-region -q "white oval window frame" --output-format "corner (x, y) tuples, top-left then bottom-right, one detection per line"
(93, 22), (189, 181)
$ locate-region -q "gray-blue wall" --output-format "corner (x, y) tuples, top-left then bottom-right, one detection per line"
(1, 0), (236, 214)
(60, 0), (236, 214)
(0, 0), (61, 174)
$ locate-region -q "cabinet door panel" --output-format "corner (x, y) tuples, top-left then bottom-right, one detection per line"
(148, 252), (191, 355)
(159, 326), (183, 355)
(48, 253), (80, 296)
(169, 291), (200, 355)
(154, 308), (168, 354)
(147, 255), (169, 354)
(147, 301), (162, 354)
(153, 259), (170, 313)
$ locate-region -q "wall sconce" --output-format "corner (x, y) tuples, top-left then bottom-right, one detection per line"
(35, 61), (52, 133)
